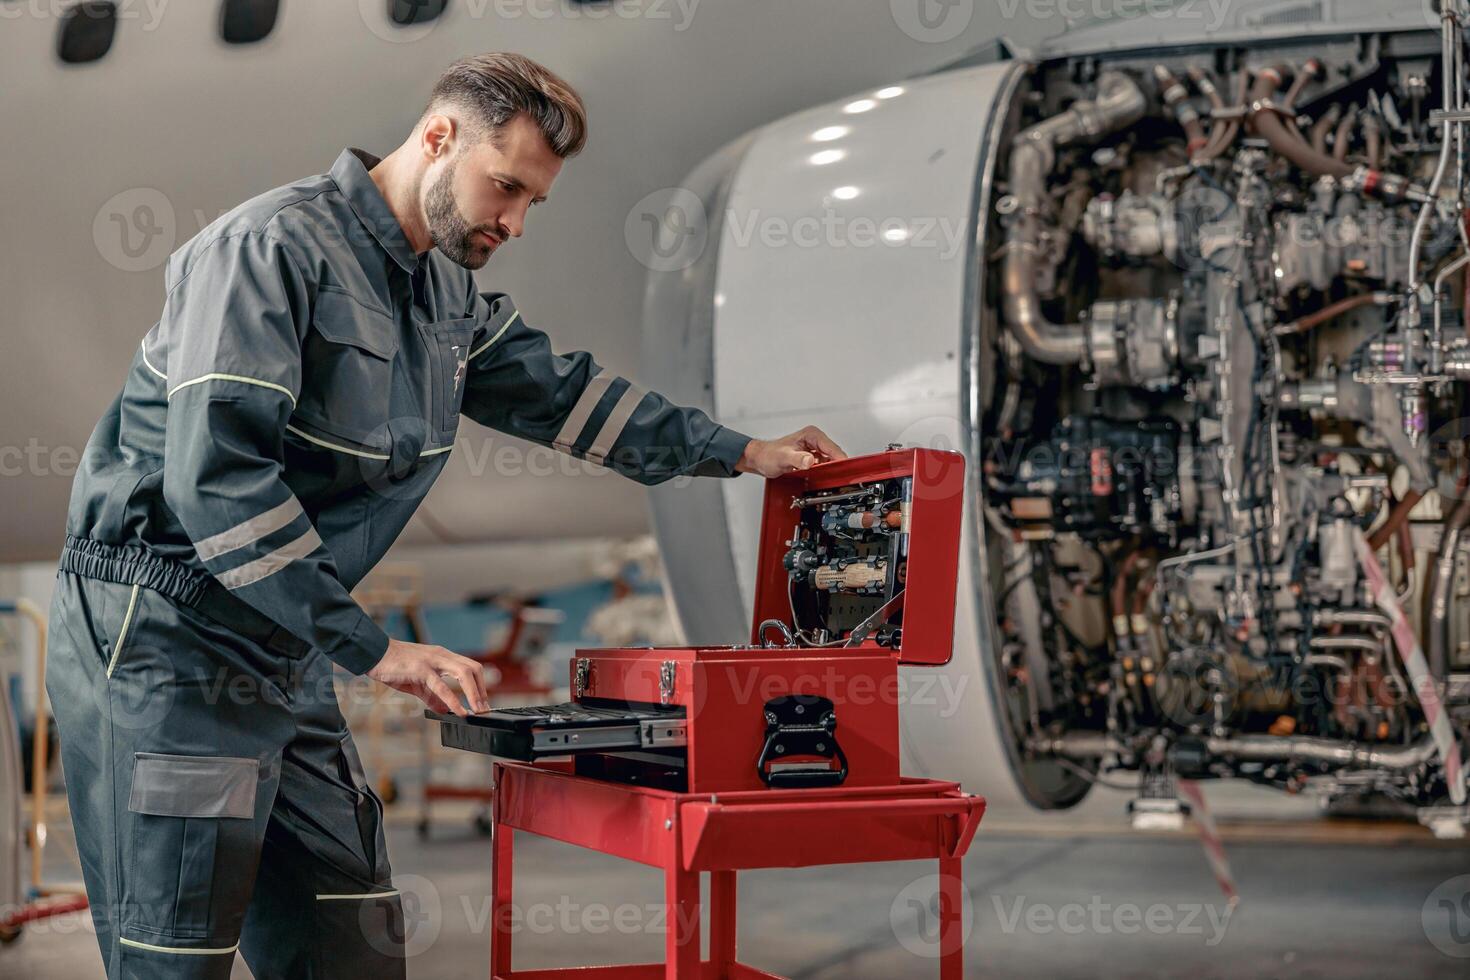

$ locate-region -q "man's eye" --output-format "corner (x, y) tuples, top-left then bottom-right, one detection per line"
(498, 181), (515, 193)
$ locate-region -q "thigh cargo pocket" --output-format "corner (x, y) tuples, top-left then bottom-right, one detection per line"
(337, 733), (392, 883)
(125, 753), (261, 940)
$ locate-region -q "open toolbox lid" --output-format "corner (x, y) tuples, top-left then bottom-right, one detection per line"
(748, 447), (964, 665)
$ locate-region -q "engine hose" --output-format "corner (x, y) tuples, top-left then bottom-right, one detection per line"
(1363, 112), (1383, 169)
(1333, 104), (1359, 162)
(1278, 59), (1320, 142)
(1154, 65), (1207, 154)
(1275, 292), (1391, 334)
(1367, 489), (1423, 553)
(1248, 69), (1354, 179)
(1187, 66), (1229, 162)
(1311, 104), (1342, 155)
(1196, 67), (1251, 164)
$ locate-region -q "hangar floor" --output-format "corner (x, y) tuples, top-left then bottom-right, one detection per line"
(6, 782), (1469, 978)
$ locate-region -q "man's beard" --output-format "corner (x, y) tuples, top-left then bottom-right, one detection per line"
(425, 161), (496, 270)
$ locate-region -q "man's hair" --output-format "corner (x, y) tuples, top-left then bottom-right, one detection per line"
(426, 52), (587, 158)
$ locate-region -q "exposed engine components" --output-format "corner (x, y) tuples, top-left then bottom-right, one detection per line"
(980, 9), (1470, 820)
(1081, 190), (1182, 265)
(810, 558), (889, 594)
(990, 416), (1185, 543)
(782, 479), (910, 642)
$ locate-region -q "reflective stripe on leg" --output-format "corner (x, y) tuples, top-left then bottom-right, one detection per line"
(314, 890), (401, 900)
(119, 936), (240, 955)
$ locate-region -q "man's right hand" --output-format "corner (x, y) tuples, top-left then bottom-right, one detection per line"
(367, 638), (491, 716)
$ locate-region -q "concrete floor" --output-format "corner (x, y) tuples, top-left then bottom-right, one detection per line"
(7, 785), (1470, 979)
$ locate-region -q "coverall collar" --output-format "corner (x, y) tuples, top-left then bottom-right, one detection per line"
(331, 148), (421, 274)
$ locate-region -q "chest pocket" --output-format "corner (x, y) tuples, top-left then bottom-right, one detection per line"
(296, 288), (399, 451)
(419, 317), (476, 441)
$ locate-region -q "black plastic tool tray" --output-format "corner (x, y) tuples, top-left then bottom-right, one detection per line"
(426, 702), (688, 762)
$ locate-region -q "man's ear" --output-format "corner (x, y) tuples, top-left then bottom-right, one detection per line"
(420, 114), (456, 161)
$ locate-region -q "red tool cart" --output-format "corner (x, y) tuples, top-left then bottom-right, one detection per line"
(430, 448), (984, 978)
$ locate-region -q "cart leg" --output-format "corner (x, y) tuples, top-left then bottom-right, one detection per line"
(710, 871), (737, 978)
(492, 824), (514, 978)
(664, 864), (701, 978)
(938, 856), (964, 980)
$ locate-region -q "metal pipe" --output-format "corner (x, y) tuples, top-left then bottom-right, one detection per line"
(1002, 71), (1147, 365)
(1309, 636), (1380, 656)
(1410, 6), (1461, 295)
(1033, 732), (1438, 770)
(1429, 490), (1470, 680)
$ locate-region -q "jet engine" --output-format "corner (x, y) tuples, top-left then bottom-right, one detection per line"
(645, 2), (1470, 826)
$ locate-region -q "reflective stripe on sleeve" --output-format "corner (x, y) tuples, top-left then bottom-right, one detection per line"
(469, 310), (520, 360)
(140, 341), (166, 381)
(585, 383), (647, 465)
(552, 370), (614, 453)
(315, 890), (402, 900)
(216, 526), (323, 591)
(194, 498), (305, 562)
(168, 373), (297, 407)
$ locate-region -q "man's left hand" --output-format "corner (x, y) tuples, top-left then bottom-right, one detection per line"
(736, 426), (847, 478)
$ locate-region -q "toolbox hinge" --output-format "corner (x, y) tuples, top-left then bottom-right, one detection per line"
(659, 660), (678, 705)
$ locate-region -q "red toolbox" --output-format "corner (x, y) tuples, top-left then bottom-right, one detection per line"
(429, 448), (983, 978)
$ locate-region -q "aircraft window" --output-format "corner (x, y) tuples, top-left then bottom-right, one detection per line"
(220, 0), (280, 45)
(57, 1), (117, 65)
(390, 0), (448, 26)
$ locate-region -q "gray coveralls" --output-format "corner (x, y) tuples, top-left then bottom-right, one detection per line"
(48, 148), (751, 978)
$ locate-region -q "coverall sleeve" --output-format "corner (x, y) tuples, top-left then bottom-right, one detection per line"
(460, 292), (753, 485)
(159, 232), (391, 675)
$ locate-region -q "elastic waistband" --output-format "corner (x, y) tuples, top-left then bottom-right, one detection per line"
(60, 535), (209, 606)
(60, 536), (310, 658)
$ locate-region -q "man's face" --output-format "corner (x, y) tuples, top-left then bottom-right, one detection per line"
(424, 113), (563, 270)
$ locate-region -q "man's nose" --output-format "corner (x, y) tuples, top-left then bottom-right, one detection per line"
(502, 206), (527, 239)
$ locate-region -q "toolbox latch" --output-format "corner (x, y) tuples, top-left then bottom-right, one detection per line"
(573, 657), (594, 698)
(756, 695), (849, 788)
